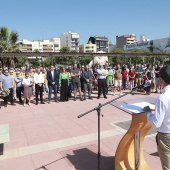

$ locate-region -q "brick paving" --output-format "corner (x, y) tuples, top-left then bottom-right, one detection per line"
(0, 91), (162, 170)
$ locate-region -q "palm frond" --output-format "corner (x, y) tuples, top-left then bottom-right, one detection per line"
(0, 27), (9, 42)
(9, 30), (19, 45)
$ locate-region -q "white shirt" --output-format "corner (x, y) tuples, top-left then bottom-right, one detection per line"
(97, 68), (107, 79)
(51, 71), (54, 80)
(23, 78), (32, 85)
(34, 73), (44, 84)
(148, 85), (170, 133)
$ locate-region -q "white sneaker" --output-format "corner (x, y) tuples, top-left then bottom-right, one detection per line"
(23, 104), (25, 107)
(119, 93), (123, 96)
(28, 103), (31, 106)
(113, 92), (115, 96)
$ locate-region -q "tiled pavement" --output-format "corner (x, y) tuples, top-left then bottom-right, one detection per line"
(0, 91), (162, 170)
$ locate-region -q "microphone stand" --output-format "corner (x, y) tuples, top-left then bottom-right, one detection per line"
(77, 90), (133, 170)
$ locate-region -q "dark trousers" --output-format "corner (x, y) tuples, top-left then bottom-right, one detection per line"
(122, 80), (127, 90)
(16, 86), (23, 103)
(98, 79), (107, 97)
(4, 88), (14, 104)
(83, 82), (92, 98)
(35, 84), (43, 103)
(68, 80), (73, 97)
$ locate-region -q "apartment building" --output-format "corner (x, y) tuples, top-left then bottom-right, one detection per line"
(88, 36), (109, 52)
(79, 41), (96, 53)
(60, 31), (79, 51)
(116, 34), (138, 50)
(19, 38), (60, 52)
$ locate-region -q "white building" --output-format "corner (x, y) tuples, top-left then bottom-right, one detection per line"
(79, 42), (96, 53)
(124, 36), (170, 53)
(152, 37), (170, 53)
(60, 31), (79, 51)
(124, 41), (150, 52)
(19, 38), (60, 52)
(50, 38), (60, 52)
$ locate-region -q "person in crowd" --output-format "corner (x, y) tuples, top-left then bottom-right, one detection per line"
(92, 67), (98, 91)
(93, 67), (98, 79)
(80, 65), (85, 92)
(10, 69), (17, 100)
(144, 64), (152, 95)
(142, 63), (147, 73)
(55, 65), (60, 93)
(122, 66), (128, 90)
(113, 64), (122, 96)
(154, 64), (162, 93)
(21, 68), (26, 78)
(29, 68), (35, 95)
(22, 72), (33, 106)
(14, 71), (23, 104)
(66, 66), (73, 98)
(0, 69), (16, 107)
(28, 68), (34, 79)
(34, 68), (45, 105)
(46, 65), (59, 104)
(144, 65), (170, 170)
(128, 65), (136, 90)
(59, 67), (69, 102)
(150, 65), (155, 92)
(135, 65), (143, 86)
(82, 65), (93, 100)
(71, 64), (83, 101)
(96, 63), (107, 99)
(106, 66), (113, 94)
(24, 65), (29, 74)
(111, 65), (115, 86)
(42, 69), (48, 94)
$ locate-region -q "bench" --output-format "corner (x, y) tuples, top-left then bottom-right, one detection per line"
(0, 124), (10, 155)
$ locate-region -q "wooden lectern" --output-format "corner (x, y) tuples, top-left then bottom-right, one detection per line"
(111, 97), (156, 170)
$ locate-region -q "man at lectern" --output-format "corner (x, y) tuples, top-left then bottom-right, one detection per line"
(144, 65), (170, 170)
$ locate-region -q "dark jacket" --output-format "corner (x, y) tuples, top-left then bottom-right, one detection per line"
(46, 70), (59, 86)
(82, 69), (93, 83)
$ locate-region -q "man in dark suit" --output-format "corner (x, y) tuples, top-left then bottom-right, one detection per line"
(55, 65), (60, 93)
(47, 65), (59, 103)
(82, 65), (93, 100)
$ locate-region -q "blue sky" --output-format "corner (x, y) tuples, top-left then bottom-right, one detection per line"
(1, 0), (170, 44)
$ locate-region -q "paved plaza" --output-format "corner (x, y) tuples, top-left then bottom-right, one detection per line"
(0, 91), (162, 170)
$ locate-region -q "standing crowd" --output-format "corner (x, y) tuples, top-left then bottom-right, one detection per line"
(0, 63), (163, 107)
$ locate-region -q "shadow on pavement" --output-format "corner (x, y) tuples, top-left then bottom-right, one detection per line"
(60, 145), (115, 170)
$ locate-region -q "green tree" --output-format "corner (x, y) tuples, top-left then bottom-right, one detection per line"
(53, 47), (78, 66)
(15, 56), (28, 68)
(0, 27), (22, 67)
(110, 48), (124, 65)
(79, 56), (92, 66)
(0, 26), (21, 67)
(60, 46), (70, 52)
(43, 57), (52, 67)
(29, 60), (41, 68)
(131, 49), (151, 64)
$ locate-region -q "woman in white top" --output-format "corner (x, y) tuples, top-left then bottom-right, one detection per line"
(22, 73), (33, 106)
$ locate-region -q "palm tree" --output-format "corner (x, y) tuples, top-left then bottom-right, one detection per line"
(0, 26), (21, 67)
